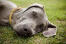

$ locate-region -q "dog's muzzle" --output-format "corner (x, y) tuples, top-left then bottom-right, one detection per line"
(17, 25), (33, 36)
(17, 27), (33, 37)
(14, 22), (36, 37)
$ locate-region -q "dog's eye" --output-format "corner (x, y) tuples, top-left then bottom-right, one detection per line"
(38, 24), (44, 32)
(34, 24), (44, 33)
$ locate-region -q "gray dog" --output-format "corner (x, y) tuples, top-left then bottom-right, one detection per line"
(0, 0), (57, 37)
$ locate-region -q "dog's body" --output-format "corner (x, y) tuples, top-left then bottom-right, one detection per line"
(0, 0), (57, 37)
(0, 0), (17, 25)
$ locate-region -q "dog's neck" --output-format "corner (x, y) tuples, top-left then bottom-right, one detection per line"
(10, 8), (24, 26)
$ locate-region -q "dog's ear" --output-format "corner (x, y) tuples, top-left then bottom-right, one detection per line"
(31, 3), (44, 8)
(42, 22), (57, 37)
(24, 3), (44, 12)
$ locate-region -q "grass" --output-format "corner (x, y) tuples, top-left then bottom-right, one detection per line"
(0, 0), (66, 44)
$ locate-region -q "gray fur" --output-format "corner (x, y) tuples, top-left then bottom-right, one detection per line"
(0, 0), (57, 37)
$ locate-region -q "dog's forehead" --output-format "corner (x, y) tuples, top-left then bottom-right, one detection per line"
(14, 3), (44, 26)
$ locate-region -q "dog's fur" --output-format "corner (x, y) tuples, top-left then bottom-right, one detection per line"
(0, 0), (57, 37)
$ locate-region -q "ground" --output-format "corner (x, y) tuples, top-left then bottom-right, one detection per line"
(0, 0), (66, 44)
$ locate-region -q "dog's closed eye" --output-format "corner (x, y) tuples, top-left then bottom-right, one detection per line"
(34, 24), (44, 33)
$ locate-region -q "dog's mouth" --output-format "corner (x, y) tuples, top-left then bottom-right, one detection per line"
(16, 30), (33, 37)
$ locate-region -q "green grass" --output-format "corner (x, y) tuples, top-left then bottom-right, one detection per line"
(0, 0), (66, 44)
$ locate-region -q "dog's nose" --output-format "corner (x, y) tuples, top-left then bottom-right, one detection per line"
(16, 27), (32, 37)
(23, 28), (32, 36)
(23, 28), (28, 32)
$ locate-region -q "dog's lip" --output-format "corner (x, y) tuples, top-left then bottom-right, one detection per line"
(21, 33), (33, 37)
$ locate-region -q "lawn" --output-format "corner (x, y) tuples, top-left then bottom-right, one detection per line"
(0, 0), (66, 44)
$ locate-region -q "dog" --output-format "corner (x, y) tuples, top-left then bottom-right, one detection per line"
(0, 0), (57, 37)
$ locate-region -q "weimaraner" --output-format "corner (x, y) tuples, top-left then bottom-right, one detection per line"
(0, 0), (57, 37)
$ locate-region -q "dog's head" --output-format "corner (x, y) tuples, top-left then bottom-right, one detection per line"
(12, 3), (57, 37)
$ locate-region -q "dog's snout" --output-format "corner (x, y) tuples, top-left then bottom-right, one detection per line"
(16, 27), (33, 37)
(23, 28), (28, 32)
(23, 28), (32, 36)
(15, 21), (37, 37)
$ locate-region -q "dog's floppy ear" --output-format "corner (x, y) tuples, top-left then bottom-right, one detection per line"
(43, 22), (57, 37)
(31, 3), (44, 8)
(24, 3), (44, 12)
